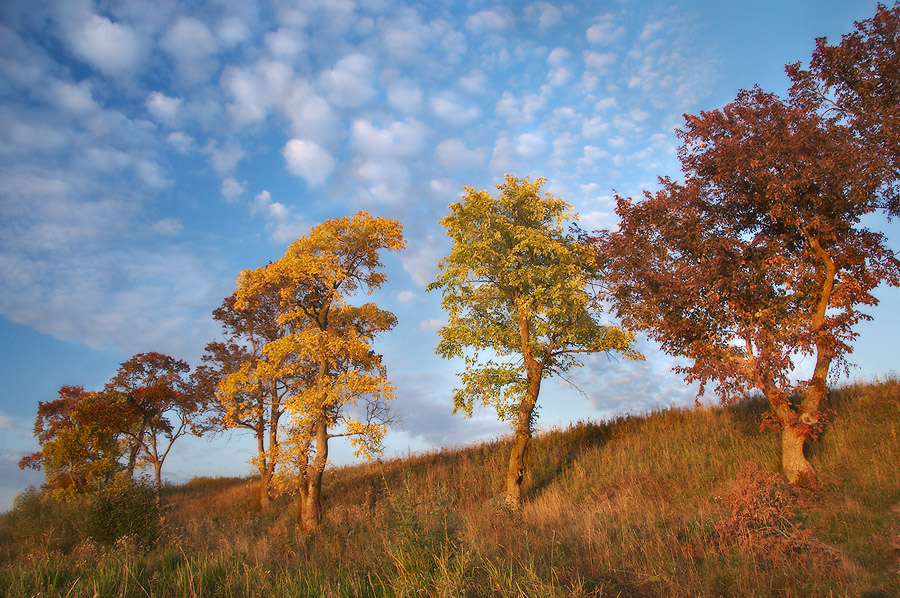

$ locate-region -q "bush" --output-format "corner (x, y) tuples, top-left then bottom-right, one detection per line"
(715, 461), (837, 565)
(87, 475), (159, 547)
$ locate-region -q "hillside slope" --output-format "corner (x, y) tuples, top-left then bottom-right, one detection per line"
(2, 378), (898, 597)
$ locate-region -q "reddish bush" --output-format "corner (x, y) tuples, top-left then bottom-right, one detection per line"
(716, 462), (837, 565)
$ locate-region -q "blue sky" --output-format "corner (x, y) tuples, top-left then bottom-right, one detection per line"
(1, 0), (897, 509)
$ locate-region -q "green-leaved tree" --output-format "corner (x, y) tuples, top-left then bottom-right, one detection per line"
(428, 175), (642, 508)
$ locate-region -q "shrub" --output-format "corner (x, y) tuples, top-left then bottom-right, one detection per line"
(87, 475), (159, 547)
(715, 461), (837, 565)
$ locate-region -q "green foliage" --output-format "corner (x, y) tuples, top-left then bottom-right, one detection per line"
(87, 475), (160, 547)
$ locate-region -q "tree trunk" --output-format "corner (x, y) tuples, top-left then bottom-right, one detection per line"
(301, 481), (322, 530)
(300, 418), (329, 530)
(153, 462), (162, 491)
(256, 425), (271, 512)
(504, 429), (531, 508)
(258, 468), (271, 512)
(781, 423), (813, 483)
(503, 369), (540, 508)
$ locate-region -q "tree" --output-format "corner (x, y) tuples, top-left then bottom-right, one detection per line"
(787, 1), (900, 208)
(105, 352), (207, 493)
(19, 386), (123, 497)
(235, 211), (404, 529)
(199, 289), (290, 512)
(427, 175), (641, 508)
(595, 87), (900, 483)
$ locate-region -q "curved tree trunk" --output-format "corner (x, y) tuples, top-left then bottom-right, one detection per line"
(779, 229), (836, 484)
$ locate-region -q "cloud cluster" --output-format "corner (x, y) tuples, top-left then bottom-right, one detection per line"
(0, 0), (729, 464)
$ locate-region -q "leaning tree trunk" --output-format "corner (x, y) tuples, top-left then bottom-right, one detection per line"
(504, 368), (540, 508)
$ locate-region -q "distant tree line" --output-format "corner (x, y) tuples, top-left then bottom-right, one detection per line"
(20, 3), (900, 530)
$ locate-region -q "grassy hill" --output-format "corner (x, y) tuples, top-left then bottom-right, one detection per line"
(1, 378), (898, 597)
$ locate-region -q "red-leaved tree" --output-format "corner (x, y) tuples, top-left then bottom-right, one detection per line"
(595, 87), (900, 482)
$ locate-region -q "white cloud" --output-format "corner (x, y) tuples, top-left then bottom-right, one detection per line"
(547, 47), (570, 67)
(0, 162), (224, 359)
(585, 51), (616, 72)
(351, 118), (428, 161)
(48, 80), (98, 115)
(582, 115), (609, 138)
(435, 138), (484, 172)
(396, 290), (417, 303)
(146, 91), (182, 126)
(429, 178), (460, 201)
(587, 15), (625, 45)
(283, 138), (335, 187)
(515, 133), (545, 159)
(379, 11), (435, 61)
(419, 319), (444, 332)
(167, 131), (194, 153)
(160, 17), (219, 84)
(221, 65), (269, 127)
(206, 141), (245, 174)
(550, 132), (577, 166)
(459, 70), (487, 94)
(548, 66), (572, 86)
(134, 159), (171, 189)
(401, 234), (445, 287)
(351, 158), (412, 206)
(430, 95), (480, 126)
(640, 20), (666, 41)
(489, 133), (519, 174)
(66, 13), (144, 77)
(252, 190), (309, 243)
(153, 218), (182, 235)
(529, 2), (563, 29)
(577, 145), (611, 170)
(217, 17), (252, 47)
(281, 85), (339, 144)
(387, 80), (424, 114)
(495, 91), (547, 124)
(466, 8), (513, 33)
(220, 177), (245, 202)
(319, 53), (376, 108)
(265, 27), (307, 58)
(595, 97), (617, 111)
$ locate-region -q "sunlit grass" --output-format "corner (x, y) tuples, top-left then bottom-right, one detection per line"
(1, 378), (898, 596)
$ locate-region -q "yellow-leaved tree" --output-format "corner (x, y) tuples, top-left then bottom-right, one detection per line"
(234, 211), (404, 529)
(427, 175), (643, 508)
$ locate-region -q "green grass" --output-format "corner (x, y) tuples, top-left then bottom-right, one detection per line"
(1, 378), (898, 597)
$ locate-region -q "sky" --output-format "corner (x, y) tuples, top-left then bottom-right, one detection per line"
(1, 0), (898, 510)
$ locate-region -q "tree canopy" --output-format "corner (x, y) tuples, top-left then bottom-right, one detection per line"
(788, 1), (900, 205)
(18, 386), (123, 497)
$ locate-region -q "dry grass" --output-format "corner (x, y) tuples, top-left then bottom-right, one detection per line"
(1, 378), (898, 597)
